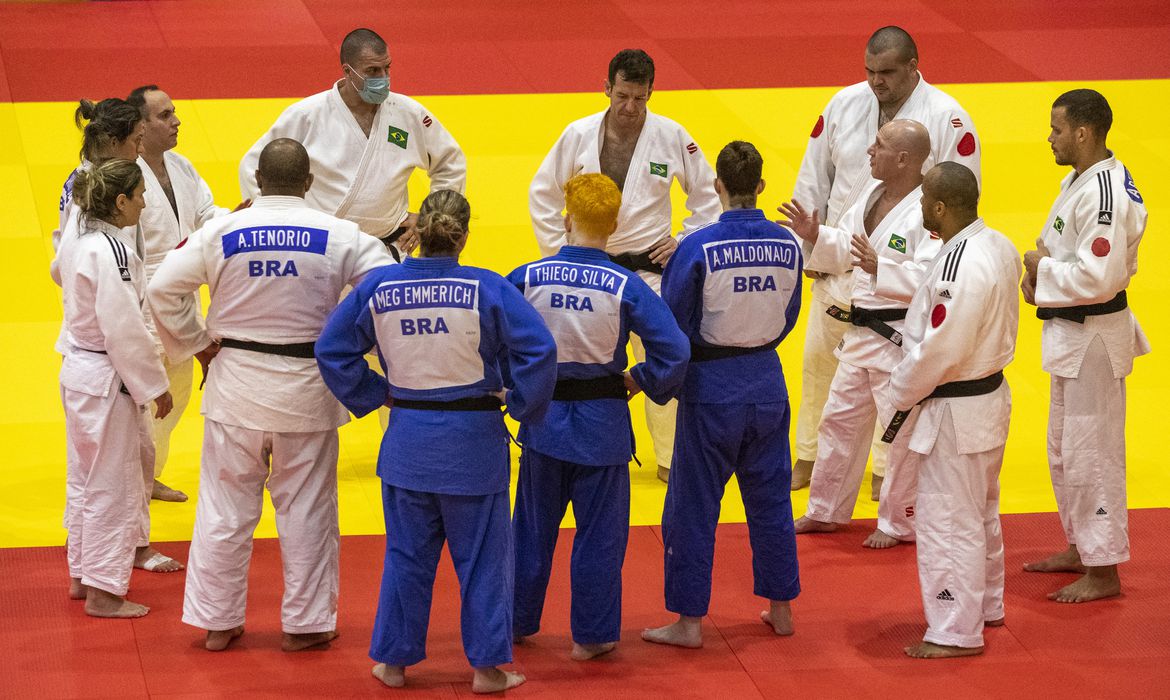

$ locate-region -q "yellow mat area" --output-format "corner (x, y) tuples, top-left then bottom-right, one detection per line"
(2, 79), (1166, 548)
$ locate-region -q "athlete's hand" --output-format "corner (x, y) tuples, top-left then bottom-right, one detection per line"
(232, 199), (253, 212)
(1022, 237), (1050, 279)
(777, 200), (819, 244)
(648, 235), (679, 265)
(399, 212), (420, 254)
(1020, 271), (1037, 306)
(850, 232), (878, 274)
(194, 341), (220, 389)
(623, 371), (643, 401)
(153, 391), (174, 419)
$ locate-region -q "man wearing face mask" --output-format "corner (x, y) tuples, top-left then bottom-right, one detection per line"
(239, 28), (466, 260)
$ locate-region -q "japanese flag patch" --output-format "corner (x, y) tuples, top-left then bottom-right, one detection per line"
(811, 115), (825, 138)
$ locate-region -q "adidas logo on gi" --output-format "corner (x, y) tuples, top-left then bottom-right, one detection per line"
(1096, 507), (1108, 515)
(938, 289), (952, 299)
(936, 589), (955, 601)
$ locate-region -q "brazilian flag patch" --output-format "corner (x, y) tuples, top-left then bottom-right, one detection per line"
(649, 161), (668, 178)
(388, 125), (409, 149)
(1053, 216), (1065, 233)
(888, 234), (907, 253)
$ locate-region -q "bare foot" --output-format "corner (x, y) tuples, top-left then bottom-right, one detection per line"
(84, 587), (149, 618)
(134, 546), (184, 573)
(205, 626), (245, 651)
(905, 641), (983, 659)
(642, 615), (703, 648)
(1024, 547), (1085, 573)
(570, 641), (617, 660)
(863, 529), (901, 549)
(794, 516), (838, 534)
(282, 630), (339, 651)
(372, 663), (405, 688)
(657, 465), (670, 484)
(471, 667), (526, 694)
(69, 577), (87, 600)
(791, 459), (814, 491)
(985, 617), (1005, 627)
(1049, 567), (1121, 603)
(760, 600), (794, 636)
(151, 479), (188, 502)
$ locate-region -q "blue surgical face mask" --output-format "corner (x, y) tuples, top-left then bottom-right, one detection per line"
(346, 65), (390, 104)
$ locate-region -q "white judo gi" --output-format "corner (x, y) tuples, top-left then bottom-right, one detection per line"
(240, 85), (465, 248)
(529, 108), (719, 469)
(1035, 154), (1149, 567)
(147, 195), (392, 633)
(59, 218), (169, 596)
(793, 76), (981, 473)
(138, 152), (229, 478)
(890, 219), (1020, 649)
(803, 182), (939, 539)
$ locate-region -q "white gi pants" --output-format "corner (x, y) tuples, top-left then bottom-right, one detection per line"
(182, 419), (340, 633)
(1048, 337), (1129, 566)
(630, 334), (677, 469)
(916, 402), (1005, 648)
(795, 294), (889, 476)
(804, 361), (918, 539)
(149, 354), (193, 478)
(62, 385), (148, 596)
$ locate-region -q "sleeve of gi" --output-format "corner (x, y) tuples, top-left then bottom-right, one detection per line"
(935, 109), (982, 187)
(238, 106), (307, 202)
(421, 110), (467, 195)
(91, 247), (169, 404)
(675, 127), (720, 238)
(792, 99), (836, 219)
(342, 228), (395, 286)
(315, 276), (389, 418)
(805, 224), (854, 275)
(779, 234), (805, 342)
(874, 232), (942, 303)
(192, 171), (230, 227)
(492, 280), (557, 424)
(145, 230), (212, 363)
(529, 126), (577, 257)
(624, 275), (690, 404)
(660, 236), (705, 339)
(1036, 190), (1134, 307)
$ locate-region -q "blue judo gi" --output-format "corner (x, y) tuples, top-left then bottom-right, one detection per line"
(659, 208), (804, 617)
(506, 246), (689, 644)
(315, 256), (557, 669)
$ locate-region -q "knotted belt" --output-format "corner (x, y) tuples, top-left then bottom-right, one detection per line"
(880, 371), (1005, 443)
(827, 304), (907, 346)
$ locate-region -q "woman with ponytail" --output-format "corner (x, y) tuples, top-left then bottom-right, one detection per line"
(316, 190), (557, 693)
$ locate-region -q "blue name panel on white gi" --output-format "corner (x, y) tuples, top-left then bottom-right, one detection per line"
(527, 262), (622, 295)
(372, 280), (478, 313)
(222, 226), (329, 258)
(705, 239), (798, 272)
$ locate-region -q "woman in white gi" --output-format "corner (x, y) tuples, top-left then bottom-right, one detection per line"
(59, 159), (173, 618)
(316, 191), (557, 693)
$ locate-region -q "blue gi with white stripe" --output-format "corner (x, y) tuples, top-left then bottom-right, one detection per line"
(660, 208), (804, 616)
(315, 256), (557, 669)
(506, 245), (689, 645)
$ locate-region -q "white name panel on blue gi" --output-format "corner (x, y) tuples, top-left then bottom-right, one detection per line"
(525, 261), (626, 365)
(371, 278), (485, 390)
(699, 238), (799, 346)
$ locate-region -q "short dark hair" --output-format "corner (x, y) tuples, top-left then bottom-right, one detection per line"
(608, 49), (655, 87)
(340, 28), (387, 66)
(716, 141), (763, 202)
(258, 138), (311, 190)
(866, 26), (918, 63)
(925, 162), (979, 214)
(1054, 88), (1112, 137)
(126, 84), (160, 115)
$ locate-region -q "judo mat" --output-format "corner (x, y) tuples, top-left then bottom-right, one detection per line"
(2, 509), (1168, 698)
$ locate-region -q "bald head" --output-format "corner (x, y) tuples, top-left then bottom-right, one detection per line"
(883, 119), (931, 167)
(256, 138), (312, 195)
(867, 26), (918, 63)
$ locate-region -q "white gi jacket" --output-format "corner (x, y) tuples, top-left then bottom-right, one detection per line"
(239, 86), (466, 239)
(59, 218), (169, 406)
(1036, 154), (1150, 379)
(529, 109), (720, 273)
(794, 76), (981, 304)
(146, 196), (393, 433)
(890, 219), (1020, 455)
(807, 182), (939, 372)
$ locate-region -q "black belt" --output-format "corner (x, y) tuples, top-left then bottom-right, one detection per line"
(1037, 290), (1127, 323)
(690, 340), (778, 362)
(392, 396), (502, 411)
(219, 338), (316, 359)
(381, 225), (409, 262)
(553, 375), (627, 401)
(827, 304), (907, 346)
(609, 250), (664, 275)
(881, 371), (1005, 443)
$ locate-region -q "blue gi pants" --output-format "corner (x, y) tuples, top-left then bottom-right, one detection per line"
(662, 401), (801, 617)
(512, 448), (630, 645)
(370, 483), (513, 668)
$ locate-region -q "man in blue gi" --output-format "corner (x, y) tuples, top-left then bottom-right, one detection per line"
(643, 141), (803, 647)
(508, 173), (690, 660)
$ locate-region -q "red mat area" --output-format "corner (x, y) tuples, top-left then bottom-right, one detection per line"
(0, 1), (1168, 101)
(2, 510), (1168, 698)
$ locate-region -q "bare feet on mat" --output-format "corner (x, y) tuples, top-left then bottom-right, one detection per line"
(282, 630), (338, 651)
(372, 663), (405, 688)
(863, 529), (901, 549)
(905, 641), (983, 659)
(642, 615), (703, 648)
(760, 600), (794, 636)
(69, 577), (87, 600)
(472, 667), (526, 693)
(84, 587), (149, 618)
(571, 641), (617, 660)
(134, 546), (184, 573)
(1024, 546), (1086, 573)
(794, 516), (838, 534)
(657, 465), (670, 483)
(1049, 566), (1121, 603)
(790, 459), (814, 490)
(205, 626), (245, 651)
(151, 479), (188, 502)
(870, 474), (884, 501)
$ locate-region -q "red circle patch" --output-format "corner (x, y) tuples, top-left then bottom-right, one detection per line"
(931, 304), (947, 328)
(811, 115), (825, 138)
(957, 132), (976, 156)
(1091, 237), (1111, 257)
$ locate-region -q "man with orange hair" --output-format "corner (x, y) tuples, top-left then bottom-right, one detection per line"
(507, 173), (689, 660)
